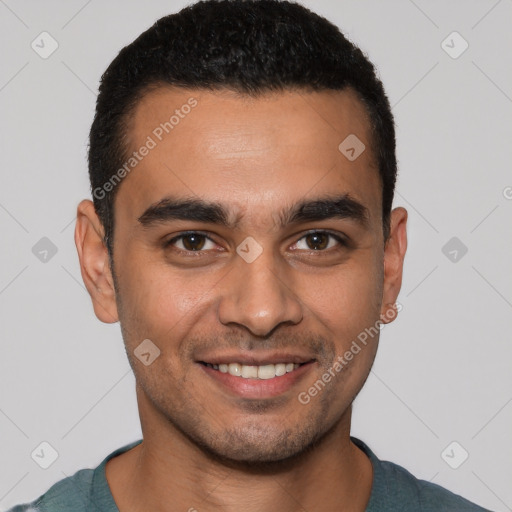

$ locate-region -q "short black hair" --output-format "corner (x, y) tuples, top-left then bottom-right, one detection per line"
(88, 0), (397, 259)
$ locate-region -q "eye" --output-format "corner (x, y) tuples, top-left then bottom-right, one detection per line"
(291, 231), (346, 251)
(165, 232), (217, 252)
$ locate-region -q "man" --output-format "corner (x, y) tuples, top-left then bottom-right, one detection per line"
(9, 1), (492, 511)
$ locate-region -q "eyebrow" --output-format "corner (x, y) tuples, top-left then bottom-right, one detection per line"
(137, 194), (370, 230)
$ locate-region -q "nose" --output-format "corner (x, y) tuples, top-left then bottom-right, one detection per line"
(217, 246), (303, 337)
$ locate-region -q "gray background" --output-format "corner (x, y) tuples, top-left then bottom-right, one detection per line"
(0, 0), (511, 510)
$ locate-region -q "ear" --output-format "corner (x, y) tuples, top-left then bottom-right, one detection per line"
(380, 207), (407, 324)
(74, 199), (119, 323)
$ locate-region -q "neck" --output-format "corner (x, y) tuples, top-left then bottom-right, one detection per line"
(106, 392), (373, 512)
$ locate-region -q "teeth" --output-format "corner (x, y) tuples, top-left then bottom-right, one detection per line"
(258, 364), (276, 380)
(275, 363), (287, 377)
(209, 362), (301, 379)
(228, 363), (242, 376)
(241, 365), (258, 378)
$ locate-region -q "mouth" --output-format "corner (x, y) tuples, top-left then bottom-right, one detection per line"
(197, 358), (316, 399)
(199, 361), (309, 380)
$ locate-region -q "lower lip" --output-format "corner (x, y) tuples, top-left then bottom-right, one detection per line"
(199, 362), (315, 399)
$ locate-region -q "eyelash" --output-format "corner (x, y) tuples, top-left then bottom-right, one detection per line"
(164, 230), (348, 255)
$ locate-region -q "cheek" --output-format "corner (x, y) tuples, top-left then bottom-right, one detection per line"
(297, 256), (383, 340)
(116, 254), (218, 343)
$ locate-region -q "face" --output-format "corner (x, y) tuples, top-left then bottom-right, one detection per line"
(76, 86), (407, 463)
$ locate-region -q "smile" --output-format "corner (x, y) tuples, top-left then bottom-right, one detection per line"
(201, 362), (303, 380)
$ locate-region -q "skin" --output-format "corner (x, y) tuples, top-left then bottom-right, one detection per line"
(75, 86), (407, 512)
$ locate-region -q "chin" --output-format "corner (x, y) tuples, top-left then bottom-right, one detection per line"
(187, 420), (325, 466)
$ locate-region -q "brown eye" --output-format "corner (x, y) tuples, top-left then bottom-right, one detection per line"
(305, 232), (329, 250)
(292, 231), (346, 252)
(166, 232), (216, 252)
(181, 233), (206, 251)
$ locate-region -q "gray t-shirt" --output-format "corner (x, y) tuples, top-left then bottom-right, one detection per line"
(7, 437), (493, 511)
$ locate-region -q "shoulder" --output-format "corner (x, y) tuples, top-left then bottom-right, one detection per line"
(351, 437), (493, 512)
(5, 468), (95, 512)
(378, 457), (490, 511)
(6, 440), (142, 512)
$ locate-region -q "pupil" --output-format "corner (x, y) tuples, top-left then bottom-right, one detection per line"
(183, 234), (204, 251)
(307, 233), (327, 250)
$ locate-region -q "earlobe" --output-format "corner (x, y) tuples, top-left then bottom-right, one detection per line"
(380, 302), (400, 324)
(380, 207), (408, 324)
(74, 199), (119, 323)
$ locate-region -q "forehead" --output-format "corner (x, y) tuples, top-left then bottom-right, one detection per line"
(117, 86), (381, 228)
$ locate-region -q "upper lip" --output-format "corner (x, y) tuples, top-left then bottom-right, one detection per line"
(196, 351), (316, 366)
